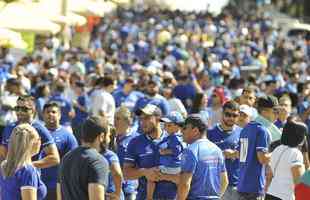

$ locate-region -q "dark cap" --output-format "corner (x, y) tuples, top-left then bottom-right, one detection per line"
(257, 95), (279, 109)
(183, 114), (207, 133)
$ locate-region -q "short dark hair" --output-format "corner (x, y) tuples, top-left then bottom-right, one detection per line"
(17, 94), (35, 103)
(184, 114), (207, 135)
(223, 100), (239, 111)
(257, 95), (278, 111)
(81, 116), (107, 143)
(281, 121), (308, 147)
(43, 101), (61, 112)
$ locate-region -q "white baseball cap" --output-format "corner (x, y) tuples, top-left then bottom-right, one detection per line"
(240, 104), (254, 118)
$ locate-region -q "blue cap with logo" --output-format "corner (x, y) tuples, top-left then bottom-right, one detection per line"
(160, 111), (184, 125)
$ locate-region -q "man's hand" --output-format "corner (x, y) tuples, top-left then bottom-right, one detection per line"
(223, 149), (238, 159)
(106, 192), (119, 200)
(142, 167), (160, 182)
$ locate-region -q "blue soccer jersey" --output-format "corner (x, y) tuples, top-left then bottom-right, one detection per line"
(158, 134), (184, 169)
(181, 138), (226, 199)
(103, 149), (125, 200)
(116, 131), (138, 194)
(208, 124), (241, 186)
(41, 126), (78, 189)
(237, 121), (270, 195)
(124, 134), (177, 200)
(0, 164), (47, 200)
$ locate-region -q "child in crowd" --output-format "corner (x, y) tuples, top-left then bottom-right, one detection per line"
(147, 111), (185, 200)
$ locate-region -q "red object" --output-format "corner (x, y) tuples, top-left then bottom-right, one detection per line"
(76, 16), (101, 33)
(213, 87), (228, 105)
(295, 183), (310, 200)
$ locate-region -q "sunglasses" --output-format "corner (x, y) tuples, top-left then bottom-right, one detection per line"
(14, 106), (31, 112)
(224, 112), (239, 118)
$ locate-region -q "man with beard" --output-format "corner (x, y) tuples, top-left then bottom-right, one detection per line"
(0, 95), (60, 168)
(208, 101), (242, 200)
(41, 102), (78, 200)
(123, 104), (177, 200)
(57, 116), (109, 200)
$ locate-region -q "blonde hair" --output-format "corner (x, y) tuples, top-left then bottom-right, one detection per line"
(115, 106), (132, 124)
(1, 123), (39, 177)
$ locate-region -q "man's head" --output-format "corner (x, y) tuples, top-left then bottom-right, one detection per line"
(43, 102), (61, 129)
(278, 95), (292, 116)
(182, 114), (207, 144)
(136, 104), (162, 135)
(81, 116), (109, 152)
(146, 80), (159, 97)
(240, 87), (256, 107)
(257, 95), (279, 122)
(114, 106), (132, 135)
(222, 101), (240, 129)
(237, 104), (254, 127)
(123, 78), (136, 94)
(15, 95), (36, 123)
(160, 111), (184, 134)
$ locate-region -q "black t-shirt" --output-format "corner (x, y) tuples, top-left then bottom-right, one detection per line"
(58, 146), (109, 200)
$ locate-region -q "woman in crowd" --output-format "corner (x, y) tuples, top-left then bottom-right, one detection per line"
(0, 123), (46, 200)
(266, 121), (308, 200)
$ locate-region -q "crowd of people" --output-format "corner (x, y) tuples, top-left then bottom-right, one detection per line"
(0, 2), (310, 200)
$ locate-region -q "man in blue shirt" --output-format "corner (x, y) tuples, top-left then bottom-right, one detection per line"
(237, 96), (278, 200)
(133, 80), (171, 116)
(0, 95), (60, 168)
(208, 101), (242, 200)
(115, 106), (139, 199)
(41, 101), (78, 200)
(178, 114), (228, 200)
(113, 78), (144, 110)
(49, 80), (75, 132)
(123, 104), (177, 200)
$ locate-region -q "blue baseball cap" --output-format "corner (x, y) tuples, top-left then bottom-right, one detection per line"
(160, 111), (184, 125)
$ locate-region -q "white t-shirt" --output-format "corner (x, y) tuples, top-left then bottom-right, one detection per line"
(90, 88), (115, 125)
(267, 145), (304, 200)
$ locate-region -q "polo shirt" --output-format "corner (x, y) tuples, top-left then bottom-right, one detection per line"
(181, 138), (226, 199)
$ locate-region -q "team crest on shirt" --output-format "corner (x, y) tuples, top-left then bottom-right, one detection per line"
(145, 145), (153, 154)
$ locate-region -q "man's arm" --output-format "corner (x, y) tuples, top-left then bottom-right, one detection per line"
(223, 149), (239, 159)
(88, 183), (105, 200)
(177, 172), (193, 200)
(32, 144), (60, 169)
(158, 173), (180, 184)
(0, 145), (7, 161)
(109, 162), (123, 199)
(219, 172), (229, 197)
(257, 151), (271, 165)
(57, 183), (62, 200)
(123, 162), (159, 181)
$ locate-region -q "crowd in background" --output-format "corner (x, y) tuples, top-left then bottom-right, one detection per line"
(0, 1), (310, 200)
